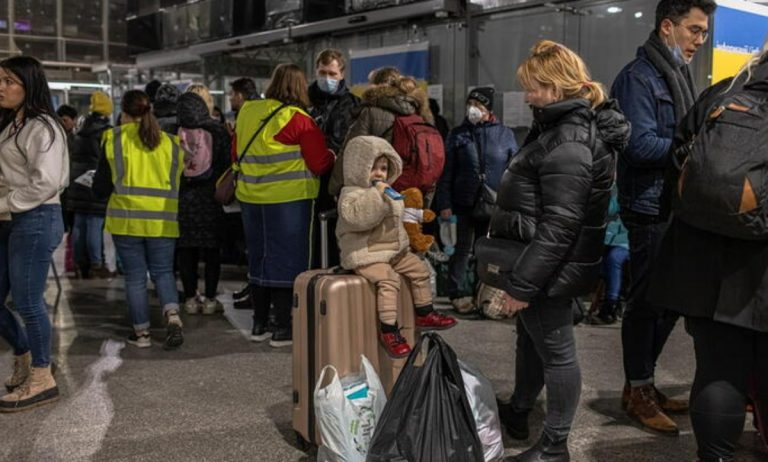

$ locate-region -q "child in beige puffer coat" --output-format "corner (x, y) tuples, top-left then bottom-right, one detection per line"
(336, 136), (456, 358)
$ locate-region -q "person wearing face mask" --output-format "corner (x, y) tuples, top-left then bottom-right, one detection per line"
(611, 0), (716, 435)
(435, 87), (518, 314)
(308, 49), (360, 268)
(491, 41), (629, 461)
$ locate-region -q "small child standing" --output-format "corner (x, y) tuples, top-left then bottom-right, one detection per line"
(336, 136), (457, 358)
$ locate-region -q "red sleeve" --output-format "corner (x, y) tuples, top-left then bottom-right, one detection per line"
(230, 132), (238, 162)
(274, 112), (334, 176)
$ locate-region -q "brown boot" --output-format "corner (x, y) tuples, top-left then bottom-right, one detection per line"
(0, 365), (59, 412)
(4, 352), (31, 392)
(626, 384), (679, 435)
(654, 386), (689, 414)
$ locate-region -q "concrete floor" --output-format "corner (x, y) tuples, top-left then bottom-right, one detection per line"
(0, 268), (766, 462)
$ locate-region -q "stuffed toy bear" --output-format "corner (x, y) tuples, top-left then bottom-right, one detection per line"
(401, 187), (435, 253)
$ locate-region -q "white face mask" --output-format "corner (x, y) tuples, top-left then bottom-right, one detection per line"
(667, 28), (689, 65)
(466, 105), (484, 125)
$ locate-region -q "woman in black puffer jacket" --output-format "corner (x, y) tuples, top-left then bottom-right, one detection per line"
(493, 41), (630, 462)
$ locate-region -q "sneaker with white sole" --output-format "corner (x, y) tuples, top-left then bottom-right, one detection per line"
(127, 332), (151, 348)
(183, 297), (201, 315)
(201, 297), (223, 315)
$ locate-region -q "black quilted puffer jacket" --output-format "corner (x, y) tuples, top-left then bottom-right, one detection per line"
(489, 98), (630, 301)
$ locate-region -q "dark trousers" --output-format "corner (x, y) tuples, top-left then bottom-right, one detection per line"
(511, 296), (581, 443)
(177, 247), (221, 300)
(686, 317), (768, 462)
(251, 285), (292, 329)
(602, 245), (630, 302)
(447, 213), (488, 299)
(621, 213), (678, 385)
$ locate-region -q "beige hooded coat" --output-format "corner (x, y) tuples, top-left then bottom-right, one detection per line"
(336, 136), (410, 270)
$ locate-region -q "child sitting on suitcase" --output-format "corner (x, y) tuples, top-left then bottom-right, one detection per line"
(336, 136), (457, 358)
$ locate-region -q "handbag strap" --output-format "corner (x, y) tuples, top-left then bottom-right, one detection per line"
(235, 102), (289, 166)
(471, 129), (487, 182)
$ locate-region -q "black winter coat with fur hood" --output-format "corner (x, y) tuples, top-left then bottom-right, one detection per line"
(489, 98), (630, 302)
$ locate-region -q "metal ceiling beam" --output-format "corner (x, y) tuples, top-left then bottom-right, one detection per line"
(134, 0), (462, 69)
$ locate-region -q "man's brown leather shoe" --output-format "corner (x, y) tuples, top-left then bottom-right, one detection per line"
(626, 384), (679, 435)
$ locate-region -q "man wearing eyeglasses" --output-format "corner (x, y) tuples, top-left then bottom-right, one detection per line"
(610, 0), (716, 435)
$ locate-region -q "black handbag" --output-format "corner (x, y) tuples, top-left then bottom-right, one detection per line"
(475, 235), (526, 293)
(471, 132), (497, 220)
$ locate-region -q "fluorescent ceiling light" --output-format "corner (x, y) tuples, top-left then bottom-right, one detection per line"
(607, 6), (622, 13)
(635, 11), (643, 18)
(49, 82), (110, 91)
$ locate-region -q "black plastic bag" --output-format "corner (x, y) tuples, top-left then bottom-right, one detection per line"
(367, 333), (485, 462)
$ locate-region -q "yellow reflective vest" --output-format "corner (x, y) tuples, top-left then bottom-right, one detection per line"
(103, 123), (182, 238)
(235, 99), (319, 204)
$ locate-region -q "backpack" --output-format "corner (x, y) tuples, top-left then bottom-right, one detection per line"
(390, 114), (445, 193)
(673, 84), (768, 240)
(178, 127), (214, 180)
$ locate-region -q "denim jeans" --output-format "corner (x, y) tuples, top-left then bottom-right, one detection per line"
(620, 212), (679, 386)
(8, 205), (64, 367)
(72, 212), (105, 265)
(447, 213), (489, 299)
(511, 295), (581, 443)
(603, 245), (630, 302)
(113, 236), (179, 331)
(0, 221), (29, 356)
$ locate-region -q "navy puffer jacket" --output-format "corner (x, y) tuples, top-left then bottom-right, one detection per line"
(435, 117), (518, 212)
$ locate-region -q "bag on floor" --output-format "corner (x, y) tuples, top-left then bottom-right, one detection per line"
(367, 332), (484, 462)
(459, 360), (504, 462)
(314, 356), (387, 462)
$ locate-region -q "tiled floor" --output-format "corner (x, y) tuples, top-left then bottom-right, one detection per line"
(0, 265), (765, 461)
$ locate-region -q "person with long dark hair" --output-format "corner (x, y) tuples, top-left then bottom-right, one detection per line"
(93, 90), (184, 350)
(0, 56), (69, 412)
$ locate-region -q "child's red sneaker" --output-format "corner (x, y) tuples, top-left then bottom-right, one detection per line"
(379, 330), (412, 358)
(415, 311), (458, 330)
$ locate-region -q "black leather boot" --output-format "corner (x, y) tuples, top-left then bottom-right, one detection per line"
(504, 433), (570, 462)
(596, 300), (619, 325)
(497, 399), (530, 440)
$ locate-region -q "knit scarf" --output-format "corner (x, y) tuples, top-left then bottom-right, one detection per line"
(642, 32), (696, 123)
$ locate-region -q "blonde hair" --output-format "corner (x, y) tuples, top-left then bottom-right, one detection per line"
(186, 83), (214, 116)
(727, 37), (768, 92)
(368, 66), (401, 86)
(517, 40), (606, 109)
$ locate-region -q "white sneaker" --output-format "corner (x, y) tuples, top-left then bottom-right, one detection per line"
(451, 296), (476, 314)
(127, 331), (151, 348)
(201, 297), (223, 315)
(183, 297), (201, 315)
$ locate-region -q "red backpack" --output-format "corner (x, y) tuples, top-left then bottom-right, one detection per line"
(390, 114), (445, 193)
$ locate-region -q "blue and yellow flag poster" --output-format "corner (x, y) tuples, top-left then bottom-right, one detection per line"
(348, 42), (430, 96)
(713, 0), (768, 83)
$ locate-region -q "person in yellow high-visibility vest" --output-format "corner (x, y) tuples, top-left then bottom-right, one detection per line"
(93, 90), (184, 351)
(237, 64), (334, 347)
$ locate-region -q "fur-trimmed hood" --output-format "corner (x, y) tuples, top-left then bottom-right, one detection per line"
(361, 85), (433, 124)
(343, 136), (402, 188)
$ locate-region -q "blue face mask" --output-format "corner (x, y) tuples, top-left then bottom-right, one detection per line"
(317, 77), (340, 94)
(667, 31), (689, 66)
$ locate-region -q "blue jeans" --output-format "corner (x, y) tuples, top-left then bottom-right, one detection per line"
(512, 295), (581, 443)
(113, 236), (178, 331)
(0, 221), (28, 356)
(620, 212), (679, 386)
(8, 205), (64, 367)
(72, 213), (104, 265)
(603, 245), (630, 302)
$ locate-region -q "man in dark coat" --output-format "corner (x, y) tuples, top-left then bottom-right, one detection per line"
(308, 49), (360, 268)
(66, 91), (113, 278)
(610, 0), (716, 434)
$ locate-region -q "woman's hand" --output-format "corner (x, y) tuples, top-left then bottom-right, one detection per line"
(440, 209), (452, 220)
(502, 292), (529, 315)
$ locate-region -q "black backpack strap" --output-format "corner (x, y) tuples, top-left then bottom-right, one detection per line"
(235, 103), (289, 165)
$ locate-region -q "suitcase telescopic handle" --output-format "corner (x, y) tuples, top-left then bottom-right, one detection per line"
(319, 209), (338, 269)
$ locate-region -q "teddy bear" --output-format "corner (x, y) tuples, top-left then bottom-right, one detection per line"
(401, 187), (436, 253)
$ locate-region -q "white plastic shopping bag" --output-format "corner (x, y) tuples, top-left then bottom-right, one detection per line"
(314, 355), (386, 462)
(459, 360), (504, 462)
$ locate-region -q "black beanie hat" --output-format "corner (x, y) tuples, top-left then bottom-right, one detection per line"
(467, 87), (494, 111)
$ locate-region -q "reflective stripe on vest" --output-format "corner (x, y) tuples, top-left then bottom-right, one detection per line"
(234, 99), (320, 204)
(104, 124), (182, 238)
